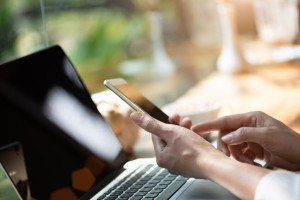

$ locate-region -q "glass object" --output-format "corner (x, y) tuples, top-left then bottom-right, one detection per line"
(216, 0), (247, 73)
(253, 0), (299, 45)
(148, 11), (176, 78)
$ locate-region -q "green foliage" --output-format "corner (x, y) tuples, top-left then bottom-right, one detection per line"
(0, 2), (16, 60)
(72, 9), (144, 68)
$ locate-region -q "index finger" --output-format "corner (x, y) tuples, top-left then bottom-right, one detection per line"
(192, 112), (258, 133)
(131, 112), (172, 141)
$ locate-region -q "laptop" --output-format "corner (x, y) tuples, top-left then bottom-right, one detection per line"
(0, 45), (237, 199)
(0, 162), (23, 200)
(0, 142), (31, 200)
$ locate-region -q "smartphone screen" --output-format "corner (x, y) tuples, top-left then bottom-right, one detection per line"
(104, 78), (170, 124)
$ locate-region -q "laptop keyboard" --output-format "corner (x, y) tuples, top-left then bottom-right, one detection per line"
(98, 164), (188, 200)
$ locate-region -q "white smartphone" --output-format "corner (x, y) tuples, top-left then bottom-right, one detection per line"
(104, 78), (170, 124)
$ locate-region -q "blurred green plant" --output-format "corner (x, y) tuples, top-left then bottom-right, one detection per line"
(0, 0), (148, 93)
(72, 10), (144, 68)
(64, 9), (146, 93)
(0, 1), (17, 60)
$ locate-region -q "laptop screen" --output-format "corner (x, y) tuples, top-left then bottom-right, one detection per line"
(0, 45), (128, 199)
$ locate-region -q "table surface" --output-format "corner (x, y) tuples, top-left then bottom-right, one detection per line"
(134, 61), (300, 158)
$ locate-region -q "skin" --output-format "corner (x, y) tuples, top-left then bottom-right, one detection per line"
(192, 111), (300, 171)
(130, 111), (273, 199)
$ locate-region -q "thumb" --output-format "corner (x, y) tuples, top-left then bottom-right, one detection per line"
(130, 112), (168, 140)
(221, 127), (266, 145)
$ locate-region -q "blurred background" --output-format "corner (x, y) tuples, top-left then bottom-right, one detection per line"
(1, 0), (300, 106)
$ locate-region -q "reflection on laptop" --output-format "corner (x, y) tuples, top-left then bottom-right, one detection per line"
(0, 45), (237, 199)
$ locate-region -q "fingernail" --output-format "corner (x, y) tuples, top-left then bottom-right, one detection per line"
(221, 134), (233, 143)
(130, 112), (143, 122)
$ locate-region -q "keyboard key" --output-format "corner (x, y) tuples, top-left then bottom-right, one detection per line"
(155, 185), (168, 189)
(144, 183), (156, 188)
(97, 164), (187, 200)
(156, 180), (187, 200)
(132, 184), (143, 189)
(140, 187), (152, 192)
(150, 188), (163, 193)
(149, 179), (160, 184)
(145, 193), (159, 198)
(128, 188), (139, 193)
(159, 180), (172, 185)
(120, 192), (134, 198)
(135, 191), (147, 196)
(129, 196), (143, 200)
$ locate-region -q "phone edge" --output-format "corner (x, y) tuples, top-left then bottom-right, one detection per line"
(104, 79), (146, 114)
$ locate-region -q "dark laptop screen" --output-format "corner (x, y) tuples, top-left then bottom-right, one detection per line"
(0, 45), (128, 199)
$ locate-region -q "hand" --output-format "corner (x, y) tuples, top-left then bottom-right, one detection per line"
(131, 112), (271, 199)
(130, 112), (223, 178)
(192, 111), (300, 171)
(169, 113), (192, 129)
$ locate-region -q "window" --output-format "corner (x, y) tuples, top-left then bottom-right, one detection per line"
(0, 0), (218, 106)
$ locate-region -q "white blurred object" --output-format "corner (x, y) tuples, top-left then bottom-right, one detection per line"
(216, 0), (247, 73)
(272, 45), (300, 62)
(244, 41), (300, 65)
(253, 0), (299, 45)
(149, 11), (176, 78)
(163, 98), (221, 125)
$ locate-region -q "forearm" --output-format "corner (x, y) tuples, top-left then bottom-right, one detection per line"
(198, 154), (271, 199)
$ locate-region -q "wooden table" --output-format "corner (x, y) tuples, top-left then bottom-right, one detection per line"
(134, 62), (300, 157)
(169, 62), (300, 132)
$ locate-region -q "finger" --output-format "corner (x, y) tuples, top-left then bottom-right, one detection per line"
(266, 154), (300, 171)
(131, 112), (171, 141)
(221, 127), (268, 145)
(181, 117), (192, 129)
(217, 130), (231, 156)
(169, 113), (180, 125)
(192, 112), (258, 133)
(247, 143), (264, 160)
(229, 145), (254, 164)
(240, 142), (248, 150)
(243, 149), (256, 161)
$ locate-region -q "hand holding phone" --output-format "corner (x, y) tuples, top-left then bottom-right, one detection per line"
(104, 78), (170, 124)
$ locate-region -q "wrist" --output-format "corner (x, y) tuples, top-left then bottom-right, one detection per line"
(196, 149), (270, 199)
(195, 148), (229, 180)
(201, 153), (230, 180)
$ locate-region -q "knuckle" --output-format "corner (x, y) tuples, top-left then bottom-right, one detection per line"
(248, 111), (265, 127)
(237, 127), (247, 139)
(142, 117), (157, 132)
(249, 115), (257, 127)
(252, 111), (264, 116)
(156, 157), (166, 168)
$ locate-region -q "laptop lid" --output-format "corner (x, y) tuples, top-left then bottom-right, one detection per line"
(0, 45), (129, 199)
(0, 162), (23, 200)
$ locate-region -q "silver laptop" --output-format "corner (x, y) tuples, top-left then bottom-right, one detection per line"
(0, 162), (23, 200)
(0, 142), (31, 200)
(0, 45), (237, 200)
